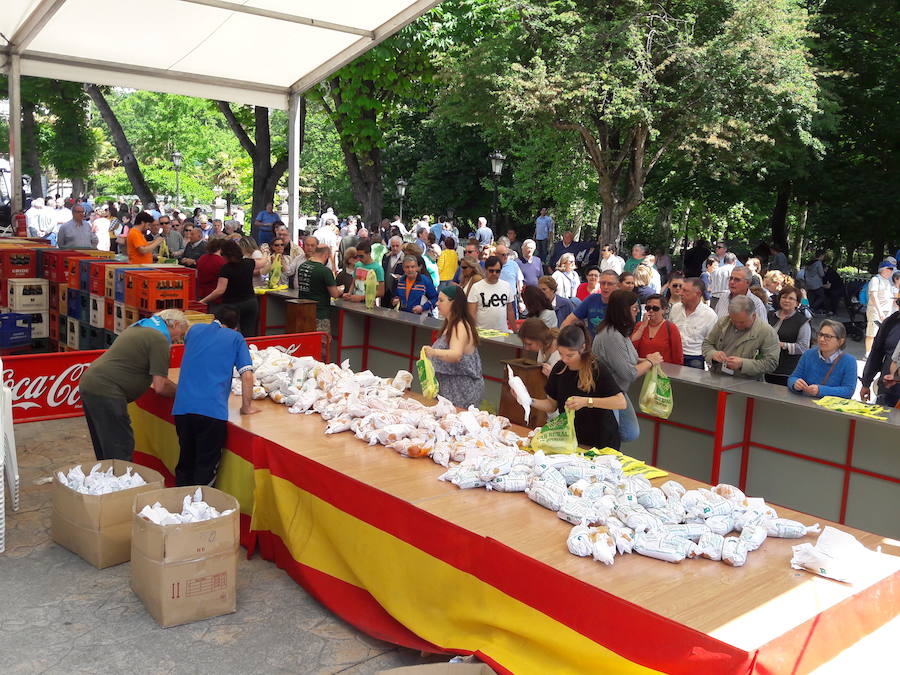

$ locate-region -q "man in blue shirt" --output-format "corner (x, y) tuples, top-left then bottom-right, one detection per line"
(172, 307), (258, 486)
(534, 207), (554, 262)
(253, 201), (280, 246)
(560, 270), (619, 336)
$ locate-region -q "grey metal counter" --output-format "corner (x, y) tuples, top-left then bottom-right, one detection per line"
(331, 301), (899, 538)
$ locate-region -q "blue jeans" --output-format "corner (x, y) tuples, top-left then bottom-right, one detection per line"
(683, 355), (706, 370)
(536, 238), (549, 262)
(614, 394), (640, 443)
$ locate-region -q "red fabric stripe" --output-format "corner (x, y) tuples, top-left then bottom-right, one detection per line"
(258, 441), (752, 675)
(132, 451), (175, 487)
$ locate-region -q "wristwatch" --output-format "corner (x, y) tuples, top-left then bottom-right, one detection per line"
(587, 397), (594, 408)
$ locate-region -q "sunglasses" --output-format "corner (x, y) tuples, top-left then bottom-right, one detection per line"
(670, 283), (682, 289)
(487, 268), (502, 273)
(460, 265), (470, 270)
(645, 305), (662, 312)
(272, 243), (285, 247)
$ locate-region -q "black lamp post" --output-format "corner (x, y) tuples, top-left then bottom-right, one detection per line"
(489, 150), (505, 228)
(171, 150), (183, 208)
(396, 178), (408, 224)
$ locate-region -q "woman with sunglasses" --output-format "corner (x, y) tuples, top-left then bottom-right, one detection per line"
(422, 286), (483, 408)
(552, 253), (581, 303)
(630, 294), (683, 365)
(458, 255), (483, 294)
(259, 238), (292, 286)
(787, 319), (857, 399)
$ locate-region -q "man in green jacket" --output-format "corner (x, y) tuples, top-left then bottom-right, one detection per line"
(702, 295), (779, 380)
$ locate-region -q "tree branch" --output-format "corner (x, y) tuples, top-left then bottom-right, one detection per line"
(216, 101), (255, 157)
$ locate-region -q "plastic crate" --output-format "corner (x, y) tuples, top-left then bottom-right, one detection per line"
(124, 306), (140, 330)
(138, 273), (189, 312)
(89, 294), (105, 329)
(66, 317), (79, 349)
(49, 282), (59, 311)
(67, 289), (82, 320)
(7, 278), (49, 312)
(65, 255), (92, 289)
(0, 249), (37, 279)
(90, 325), (105, 350)
(0, 313), (33, 348)
(27, 310), (49, 339)
(115, 267), (153, 302)
(113, 302), (126, 334)
(49, 310), (60, 342)
(43, 250), (83, 283)
(78, 321), (92, 351)
(58, 313), (67, 342)
(125, 270), (169, 308)
(89, 261), (127, 296)
(78, 258), (94, 294)
(104, 298), (115, 332)
(103, 330), (116, 349)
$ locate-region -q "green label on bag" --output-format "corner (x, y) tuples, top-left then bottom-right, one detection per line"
(530, 410), (579, 454)
(639, 364), (673, 419)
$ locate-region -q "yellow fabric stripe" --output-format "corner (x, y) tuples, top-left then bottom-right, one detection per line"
(129, 405), (254, 516)
(252, 469), (663, 675)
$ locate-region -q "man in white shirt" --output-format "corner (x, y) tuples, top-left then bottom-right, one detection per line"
(714, 265), (768, 320)
(669, 278), (719, 369)
(467, 255), (515, 331)
(598, 244), (625, 275)
(709, 252), (737, 309)
(866, 261), (897, 354)
(313, 219), (340, 271)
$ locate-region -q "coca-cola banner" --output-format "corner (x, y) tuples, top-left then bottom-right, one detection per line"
(2, 332), (329, 424)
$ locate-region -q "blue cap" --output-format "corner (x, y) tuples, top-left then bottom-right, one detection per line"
(879, 260), (896, 270)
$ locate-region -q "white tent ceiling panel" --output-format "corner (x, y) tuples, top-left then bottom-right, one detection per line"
(253, 0), (417, 31)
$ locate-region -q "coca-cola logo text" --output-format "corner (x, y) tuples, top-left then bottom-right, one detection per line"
(2, 362), (91, 411)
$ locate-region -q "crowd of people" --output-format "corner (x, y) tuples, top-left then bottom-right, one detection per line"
(30, 195), (900, 448)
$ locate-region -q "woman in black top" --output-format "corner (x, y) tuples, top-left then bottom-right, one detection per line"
(531, 324), (626, 450)
(199, 240), (259, 336)
(765, 284), (811, 386)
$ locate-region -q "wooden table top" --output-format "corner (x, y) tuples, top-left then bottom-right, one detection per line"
(168, 370), (900, 651)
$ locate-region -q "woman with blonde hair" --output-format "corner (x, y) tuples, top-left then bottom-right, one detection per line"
(552, 253), (580, 302)
(458, 255), (483, 294)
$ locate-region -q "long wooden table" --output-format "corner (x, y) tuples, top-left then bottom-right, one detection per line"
(130, 374), (900, 675)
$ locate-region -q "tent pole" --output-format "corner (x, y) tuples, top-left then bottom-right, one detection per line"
(287, 91), (302, 243)
(8, 53), (23, 213)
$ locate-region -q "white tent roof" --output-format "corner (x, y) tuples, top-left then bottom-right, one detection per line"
(0, 0), (442, 108)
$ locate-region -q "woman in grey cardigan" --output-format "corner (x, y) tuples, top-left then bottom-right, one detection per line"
(591, 289), (663, 442)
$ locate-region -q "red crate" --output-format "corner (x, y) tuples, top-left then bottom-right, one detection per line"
(41, 250), (84, 283)
(65, 255), (92, 289)
(0, 249), (37, 279)
(49, 282), (60, 311)
(104, 298), (115, 332)
(138, 273), (189, 312)
(157, 266), (197, 299)
(89, 261), (128, 296)
(124, 271), (168, 309)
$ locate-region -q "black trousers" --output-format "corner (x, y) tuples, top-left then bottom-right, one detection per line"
(80, 389), (134, 461)
(174, 413), (228, 487)
(225, 297), (259, 337)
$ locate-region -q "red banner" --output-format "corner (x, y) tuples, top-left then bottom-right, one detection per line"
(2, 332), (329, 424)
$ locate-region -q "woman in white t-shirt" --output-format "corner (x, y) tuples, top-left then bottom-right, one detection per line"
(552, 253), (580, 300)
(92, 208), (111, 251)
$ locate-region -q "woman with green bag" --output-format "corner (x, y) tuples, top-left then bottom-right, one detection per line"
(422, 285), (483, 408)
(530, 324), (626, 450)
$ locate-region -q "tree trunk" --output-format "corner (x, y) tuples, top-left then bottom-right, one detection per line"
(84, 84), (155, 205)
(598, 190), (628, 248)
(216, 101), (301, 224)
(791, 201), (808, 269)
(21, 101), (44, 198)
(71, 177), (85, 200)
(769, 181), (792, 252)
(657, 206), (674, 250)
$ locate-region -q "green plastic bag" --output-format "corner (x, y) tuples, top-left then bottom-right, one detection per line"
(639, 364), (673, 419)
(416, 346), (439, 399)
(530, 411), (579, 454)
(364, 269), (378, 308)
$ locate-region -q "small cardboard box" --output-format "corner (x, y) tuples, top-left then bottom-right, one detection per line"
(51, 460), (165, 569)
(130, 486), (239, 628)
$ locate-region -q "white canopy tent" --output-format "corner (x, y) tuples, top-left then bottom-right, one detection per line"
(1, 0), (443, 223)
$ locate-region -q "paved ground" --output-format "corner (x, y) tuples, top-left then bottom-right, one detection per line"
(0, 418), (446, 675)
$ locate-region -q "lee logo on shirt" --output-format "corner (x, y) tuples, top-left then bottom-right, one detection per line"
(479, 292), (508, 307)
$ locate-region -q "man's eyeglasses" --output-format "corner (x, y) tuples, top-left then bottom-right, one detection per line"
(729, 276), (744, 282)
(487, 267), (501, 273)
(159, 221), (170, 226)
(645, 305), (662, 312)
(818, 333), (838, 341)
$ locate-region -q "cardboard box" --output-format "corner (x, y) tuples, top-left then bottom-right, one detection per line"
(131, 486), (239, 628)
(376, 665), (494, 675)
(51, 460), (165, 569)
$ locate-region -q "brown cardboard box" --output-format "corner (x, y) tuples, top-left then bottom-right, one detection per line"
(51, 460), (165, 569)
(130, 486), (239, 628)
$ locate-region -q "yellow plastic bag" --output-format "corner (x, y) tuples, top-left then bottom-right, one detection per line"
(530, 411), (579, 454)
(639, 364), (673, 419)
(364, 269), (378, 309)
(416, 346), (439, 399)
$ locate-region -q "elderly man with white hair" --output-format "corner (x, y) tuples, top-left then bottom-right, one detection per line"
(714, 264), (768, 319)
(517, 238), (544, 288)
(475, 217), (494, 247)
(78, 309), (188, 461)
(702, 295), (780, 380)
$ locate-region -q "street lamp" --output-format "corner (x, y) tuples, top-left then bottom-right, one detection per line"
(171, 150), (183, 208)
(396, 178), (408, 224)
(489, 150), (505, 228)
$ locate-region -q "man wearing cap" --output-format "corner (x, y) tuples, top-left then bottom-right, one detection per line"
(172, 306), (258, 487)
(866, 260), (897, 354)
(79, 310), (187, 461)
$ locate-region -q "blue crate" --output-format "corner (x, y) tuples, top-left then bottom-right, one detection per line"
(79, 259), (93, 294)
(66, 289), (82, 320)
(77, 321), (92, 351)
(103, 330), (117, 349)
(89, 325), (105, 350)
(0, 312), (33, 348)
(115, 266), (152, 303)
